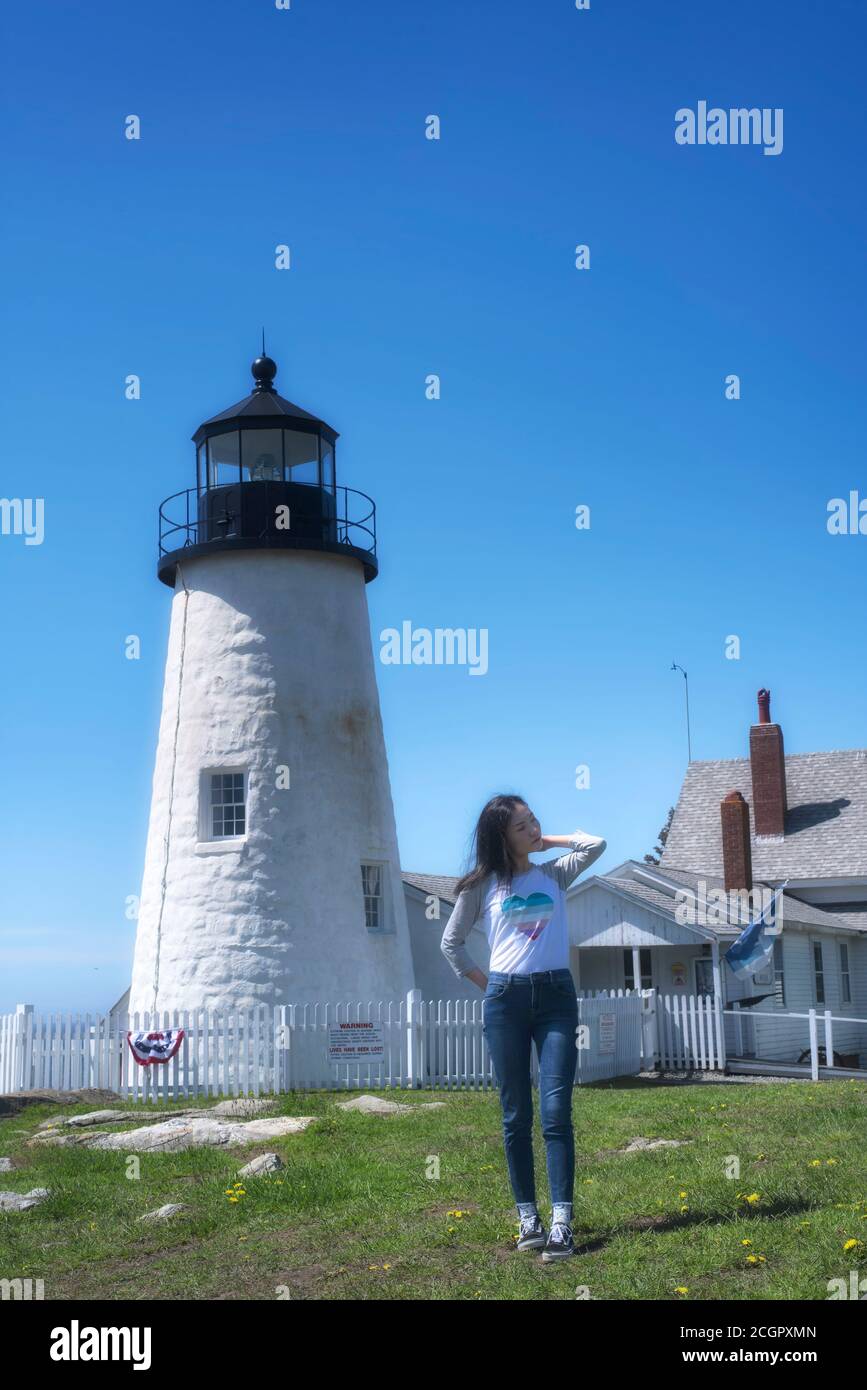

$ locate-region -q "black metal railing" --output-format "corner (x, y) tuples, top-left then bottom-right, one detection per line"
(158, 482), (377, 562)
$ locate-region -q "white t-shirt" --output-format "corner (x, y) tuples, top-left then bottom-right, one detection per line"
(440, 832), (607, 979)
(482, 865), (570, 973)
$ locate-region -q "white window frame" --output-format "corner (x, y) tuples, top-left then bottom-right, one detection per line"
(623, 948), (652, 991)
(361, 861), (392, 933)
(839, 941), (851, 1005)
(810, 938), (825, 1005)
(694, 957), (715, 998)
(197, 767), (248, 853)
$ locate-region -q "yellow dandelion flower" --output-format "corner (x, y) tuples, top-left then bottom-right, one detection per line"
(746, 1254), (758, 1264)
(843, 1239), (864, 1252)
(674, 1286), (689, 1295)
(741, 1239), (752, 1246)
(809, 1159), (822, 1167)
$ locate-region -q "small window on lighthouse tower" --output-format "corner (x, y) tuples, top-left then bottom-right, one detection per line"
(207, 771), (246, 839)
(361, 863), (387, 931)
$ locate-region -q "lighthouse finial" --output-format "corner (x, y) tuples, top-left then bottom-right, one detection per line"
(251, 342), (277, 394)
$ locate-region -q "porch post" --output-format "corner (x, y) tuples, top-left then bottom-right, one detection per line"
(632, 947), (641, 994)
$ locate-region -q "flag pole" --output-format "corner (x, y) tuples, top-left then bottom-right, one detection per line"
(670, 662), (692, 762)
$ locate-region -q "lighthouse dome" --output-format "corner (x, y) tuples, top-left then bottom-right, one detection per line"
(158, 353), (376, 587)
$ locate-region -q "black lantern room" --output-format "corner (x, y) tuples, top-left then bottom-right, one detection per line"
(158, 354), (377, 586)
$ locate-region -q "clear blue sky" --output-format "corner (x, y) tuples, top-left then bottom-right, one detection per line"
(1, 0), (865, 1012)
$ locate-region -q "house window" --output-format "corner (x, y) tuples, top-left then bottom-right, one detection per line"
(773, 937), (786, 1006)
(695, 959), (715, 997)
(812, 940), (825, 1005)
(209, 771), (246, 838)
(839, 942), (851, 1005)
(623, 948), (652, 990)
(361, 863), (385, 931)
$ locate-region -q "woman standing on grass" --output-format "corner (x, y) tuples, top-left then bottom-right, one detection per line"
(440, 794), (606, 1261)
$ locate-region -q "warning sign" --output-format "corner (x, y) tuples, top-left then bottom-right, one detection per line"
(327, 1021), (385, 1063)
(598, 1013), (617, 1055)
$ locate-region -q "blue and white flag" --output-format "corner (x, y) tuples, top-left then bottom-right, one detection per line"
(724, 881), (789, 980)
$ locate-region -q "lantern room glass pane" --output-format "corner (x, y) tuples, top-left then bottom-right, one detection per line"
(285, 428), (319, 484)
(207, 431), (241, 486)
(242, 429), (284, 481)
(321, 440), (335, 492)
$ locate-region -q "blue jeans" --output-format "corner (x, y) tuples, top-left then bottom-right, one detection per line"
(481, 968), (579, 1206)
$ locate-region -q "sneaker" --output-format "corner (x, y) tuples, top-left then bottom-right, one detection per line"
(516, 1213), (547, 1250)
(541, 1220), (575, 1261)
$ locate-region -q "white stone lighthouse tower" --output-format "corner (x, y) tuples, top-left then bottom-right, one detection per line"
(129, 352), (414, 1015)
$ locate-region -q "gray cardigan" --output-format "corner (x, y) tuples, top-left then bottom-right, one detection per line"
(439, 831), (607, 979)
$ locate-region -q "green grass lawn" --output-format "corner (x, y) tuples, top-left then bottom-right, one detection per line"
(1, 1078), (866, 1300)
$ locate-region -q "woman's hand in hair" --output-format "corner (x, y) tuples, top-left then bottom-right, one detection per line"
(538, 834), (583, 850)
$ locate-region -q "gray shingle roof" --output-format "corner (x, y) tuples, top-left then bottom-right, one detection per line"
(601, 874), (712, 923)
(660, 750), (867, 879)
(604, 863), (865, 933)
(401, 872), (459, 905)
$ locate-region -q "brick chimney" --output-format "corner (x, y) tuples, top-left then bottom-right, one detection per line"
(721, 790), (753, 891)
(749, 687), (787, 837)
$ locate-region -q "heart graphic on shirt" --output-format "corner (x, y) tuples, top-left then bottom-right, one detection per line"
(502, 892), (555, 942)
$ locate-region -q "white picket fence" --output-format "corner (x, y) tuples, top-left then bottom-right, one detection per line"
(0, 991), (645, 1100)
(20, 990), (862, 1095)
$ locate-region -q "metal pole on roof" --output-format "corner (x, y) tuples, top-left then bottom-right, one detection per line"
(670, 662), (692, 763)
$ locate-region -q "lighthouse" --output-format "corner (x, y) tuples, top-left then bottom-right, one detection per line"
(128, 352), (415, 1015)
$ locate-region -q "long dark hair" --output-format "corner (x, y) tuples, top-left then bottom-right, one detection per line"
(454, 792), (529, 898)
